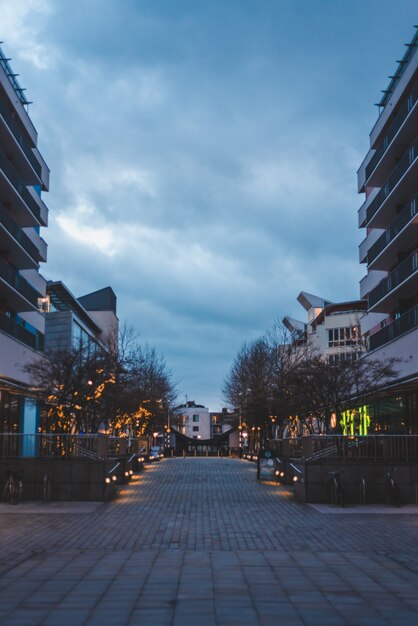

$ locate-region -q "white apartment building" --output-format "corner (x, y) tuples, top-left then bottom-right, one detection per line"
(0, 46), (49, 435)
(176, 401), (211, 440)
(283, 291), (366, 363)
(357, 28), (418, 433)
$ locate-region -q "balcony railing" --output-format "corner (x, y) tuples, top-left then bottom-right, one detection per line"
(0, 433), (138, 459)
(365, 78), (418, 181)
(276, 435), (418, 460)
(0, 201), (40, 263)
(0, 312), (44, 350)
(366, 136), (418, 224)
(0, 99), (42, 177)
(0, 256), (39, 306)
(0, 149), (41, 222)
(367, 193), (418, 265)
(369, 305), (418, 351)
(368, 249), (418, 308)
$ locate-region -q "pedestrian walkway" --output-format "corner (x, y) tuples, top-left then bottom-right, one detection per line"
(0, 458), (417, 625)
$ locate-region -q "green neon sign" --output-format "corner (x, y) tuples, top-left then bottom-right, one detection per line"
(340, 405), (370, 436)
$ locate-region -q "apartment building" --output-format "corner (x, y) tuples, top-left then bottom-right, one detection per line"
(283, 291), (366, 364)
(0, 47), (49, 434)
(357, 28), (418, 432)
(176, 401), (211, 440)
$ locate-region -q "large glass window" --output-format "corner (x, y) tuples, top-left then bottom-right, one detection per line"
(328, 326), (360, 348)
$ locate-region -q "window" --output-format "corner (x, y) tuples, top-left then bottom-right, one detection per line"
(328, 353), (358, 366)
(192, 415), (199, 422)
(192, 426), (199, 432)
(328, 326), (360, 348)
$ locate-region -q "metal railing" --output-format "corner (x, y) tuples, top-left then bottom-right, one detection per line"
(306, 435), (418, 461)
(367, 194), (418, 265)
(0, 433), (139, 460)
(368, 249), (418, 308)
(0, 312), (44, 350)
(0, 256), (39, 307)
(0, 148), (41, 222)
(369, 305), (418, 351)
(366, 136), (418, 224)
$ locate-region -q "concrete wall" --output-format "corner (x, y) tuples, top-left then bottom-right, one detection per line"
(298, 460), (418, 505)
(0, 458), (134, 501)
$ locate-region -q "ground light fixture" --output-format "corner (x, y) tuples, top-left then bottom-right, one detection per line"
(105, 477), (111, 484)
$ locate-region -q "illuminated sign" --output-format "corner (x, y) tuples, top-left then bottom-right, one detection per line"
(340, 405), (370, 436)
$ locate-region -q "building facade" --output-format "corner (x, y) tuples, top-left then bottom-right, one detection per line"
(176, 401), (211, 440)
(0, 46), (49, 434)
(45, 282), (118, 355)
(283, 291), (366, 364)
(357, 28), (418, 433)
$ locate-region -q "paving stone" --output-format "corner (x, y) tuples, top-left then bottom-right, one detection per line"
(0, 458), (416, 625)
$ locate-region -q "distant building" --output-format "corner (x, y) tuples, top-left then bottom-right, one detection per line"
(176, 401), (211, 440)
(357, 28), (418, 432)
(283, 291), (367, 364)
(0, 46), (50, 434)
(45, 282), (118, 354)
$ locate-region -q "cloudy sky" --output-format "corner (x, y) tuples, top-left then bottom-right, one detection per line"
(2, 0), (417, 409)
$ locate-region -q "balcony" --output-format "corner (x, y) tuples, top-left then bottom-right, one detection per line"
(0, 99), (42, 179)
(365, 78), (418, 183)
(368, 249), (418, 310)
(366, 136), (418, 225)
(367, 193), (418, 268)
(369, 305), (418, 351)
(0, 256), (39, 309)
(0, 312), (44, 351)
(0, 149), (43, 224)
(0, 202), (40, 266)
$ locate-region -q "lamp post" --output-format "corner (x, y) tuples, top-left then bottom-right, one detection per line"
(238, 388), (251, 452)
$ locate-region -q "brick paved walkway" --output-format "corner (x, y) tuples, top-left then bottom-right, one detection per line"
(0, 458), (417, 625)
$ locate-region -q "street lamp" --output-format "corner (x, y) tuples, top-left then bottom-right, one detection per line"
(238, 388), (251, 451)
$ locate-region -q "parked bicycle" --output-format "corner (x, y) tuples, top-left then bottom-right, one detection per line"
(3, 471), (23, 505)
(327, 471), (345, 507)
(385, 468), (402, 507)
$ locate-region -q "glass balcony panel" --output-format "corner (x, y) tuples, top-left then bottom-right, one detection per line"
(0, 202), (39, 262)
(0, 256), (39, 306)
(369, 305), (418, 351)
(0, 311), (43, 350)
(0, 99), (42, 177)
(0, 149), (41, 222)
(367, 194), (418, 264)
(368, 250), (418, 308)
(366, 136), (418, 224)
